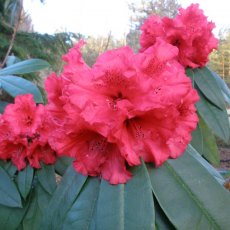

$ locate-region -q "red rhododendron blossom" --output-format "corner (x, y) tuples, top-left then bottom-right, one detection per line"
(45, 41), (92, 126)
(46, 39), (199, 184)
(3, 94), (43, 136)
(0, 94), (57, 170)
(62, 39), (90, 78)
(45, 73), (69, 125)
(49, 116), (131, 184)
(140, 4), (218, 68)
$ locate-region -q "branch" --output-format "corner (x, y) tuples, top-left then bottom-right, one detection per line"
(0, 0), (23, 68)
(103, 31), (112, 52)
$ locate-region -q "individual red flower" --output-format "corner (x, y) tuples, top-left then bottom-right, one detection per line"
(49, 116), (131, 184)
(0, 94), (57, 170)
(45, 40), (93, 125)
(3, 94), (43, 136)
(140, 15), (165, 52)
(140, 4), (218, 68)
(0, 140), (27, 170)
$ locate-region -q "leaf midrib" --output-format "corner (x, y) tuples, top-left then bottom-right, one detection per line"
(164, 162), (220, 230)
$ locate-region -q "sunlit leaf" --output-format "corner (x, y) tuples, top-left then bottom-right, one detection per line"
(0, 75), (44, 103)
(0, 59), (50, 76)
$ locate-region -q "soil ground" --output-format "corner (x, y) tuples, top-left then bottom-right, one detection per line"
(219, 147), (230, 191)
(219, 147), (230, 170)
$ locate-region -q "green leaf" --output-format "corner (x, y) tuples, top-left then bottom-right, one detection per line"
(186, 67), (226, 110)
(0, 75), (44, 103)
(191, 115), (220, 166)
(196, 92), (230, 142)
(155, 198), (175, 230)
(0, 197), (30, 230)
(0, 59), (50, 76)
(0, 101), (9, 113)
(16, 164), (34, 200)
(42, 162), (155, 229)
(6, 56), (21, 67)
(95, 162), (155, 230)
(188, 145), (225, 185)
(124, 162), (155, 229)
(37, 164), (56, 195)
(148, 149), (230, 230)
(54, 156), (73, 176)
(0, 161), (17, 177)
(40, 166), (88, 230)
(22, 181), (51, 230)
(61, 177), (100, 230)
(211, 70), (230, 105)
(0, 166), (22, 208)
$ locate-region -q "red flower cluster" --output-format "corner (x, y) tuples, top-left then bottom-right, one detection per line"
(0, 94), (57, 170)
(45, 36), (199, 184)
(140, 4), (218, 68)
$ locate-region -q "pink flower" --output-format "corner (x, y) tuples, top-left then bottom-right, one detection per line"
(140, 4), (218, 68)
(0, 94), (57, 170)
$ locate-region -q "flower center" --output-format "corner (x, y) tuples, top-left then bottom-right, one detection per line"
(125, 118), (145, 139)
(25, 115), (33, 126)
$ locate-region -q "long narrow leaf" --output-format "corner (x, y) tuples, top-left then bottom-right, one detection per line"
(16, 165), (34, 200)
(22, 181), (51, 230)
(148, 150), (230, 229)
(191, 115), (220, 166)
(0, 75), (44, 103)
(187, 67), (226, 110)
(0, 59), (50, 76)
(0, 166), (22, 208)
(196, 92), (230, 142)
(95, 162), (155, 230)
(0, 197), (30, 230)
(40, 166), (88, 230)
(210, 69), (230, 105)
(37, 164), (56, 195)
(61, 178), (100, 230)
(187, 145), (225, 185)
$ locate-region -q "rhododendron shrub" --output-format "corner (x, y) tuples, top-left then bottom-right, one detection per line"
(46, 36), (199, 184)
(140, 4), (218, 68)
(0, 94), (57, 170)
(1, 3), (230, 230)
